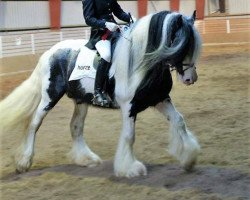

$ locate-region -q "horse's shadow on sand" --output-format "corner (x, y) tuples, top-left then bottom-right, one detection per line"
(2, 161), (250, 199)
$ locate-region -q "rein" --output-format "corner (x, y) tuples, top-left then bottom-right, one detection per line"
(118, 25), (132, 43)
(119, 32), (132, 43)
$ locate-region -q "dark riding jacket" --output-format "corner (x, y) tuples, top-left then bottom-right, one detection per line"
(82, 0), (130, 49)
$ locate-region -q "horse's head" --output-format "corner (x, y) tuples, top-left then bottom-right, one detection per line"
(167, 11), (201, 85)
(114, 10), (201, 87)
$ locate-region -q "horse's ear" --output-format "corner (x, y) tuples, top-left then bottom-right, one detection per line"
(191, 10), (196, 24)
(177, 15), (183, 27)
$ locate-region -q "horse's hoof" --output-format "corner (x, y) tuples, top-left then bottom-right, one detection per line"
(115, 160), (147, 178)
(126, 161), (147, 178)
(71, 151), (102, 168)
(15, 155), (33, 173)
(75, 156), (102, 167)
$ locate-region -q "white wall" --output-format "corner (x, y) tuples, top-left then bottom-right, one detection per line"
(180, 0), (196, 16)
(0, 1), (140, 30)
(0, 1), (50, 30)
(148, 1), (170, 14)
(227, 0), (250, 15)
(61, 1), (83, 27)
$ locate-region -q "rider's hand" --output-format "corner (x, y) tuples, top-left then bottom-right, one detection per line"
(105, 22), (119, 32)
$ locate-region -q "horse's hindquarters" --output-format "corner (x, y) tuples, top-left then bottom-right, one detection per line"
(79, 77), (95, 94)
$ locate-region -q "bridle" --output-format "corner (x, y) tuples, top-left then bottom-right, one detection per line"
(182, 63), (196, 72)
(116, 24), (133, 43)
(117, 13), (134, 43)
(169, 63), (196, 75)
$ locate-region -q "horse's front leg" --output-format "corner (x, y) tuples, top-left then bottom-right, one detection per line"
(114, 102), (147, 177)
(156, 99), (200, 171)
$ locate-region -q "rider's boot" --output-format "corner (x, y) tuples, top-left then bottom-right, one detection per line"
(93, 58), (110, 107)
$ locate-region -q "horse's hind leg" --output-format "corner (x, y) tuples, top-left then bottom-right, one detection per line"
(69, 102), (102, 167)
(156, 100), (200, 171)
(15, 68), (65, 173)
(15, 98), (49, 173)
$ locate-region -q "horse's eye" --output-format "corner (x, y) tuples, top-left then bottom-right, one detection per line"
(176, 67), (184, 75)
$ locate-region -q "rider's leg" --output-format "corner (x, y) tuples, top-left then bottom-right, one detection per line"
(93, 40), (111, 106)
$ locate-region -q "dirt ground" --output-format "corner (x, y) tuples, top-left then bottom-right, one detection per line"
(0, 44), (250, 200)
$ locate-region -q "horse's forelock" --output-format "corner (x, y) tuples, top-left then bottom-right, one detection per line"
(161, 14), (201, 66)
(139, 12), (188, 70)
(174, 16), (201, 66)
(166, 16), (192, 63)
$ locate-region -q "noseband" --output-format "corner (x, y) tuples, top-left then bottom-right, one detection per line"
(169, 63), (196, 75)
(182, 63), (196, 72)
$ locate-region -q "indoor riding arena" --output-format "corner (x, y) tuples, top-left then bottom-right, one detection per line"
(0, 1), (249, 199)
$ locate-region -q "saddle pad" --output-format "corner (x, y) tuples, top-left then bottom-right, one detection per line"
(69, 46), (97, 81)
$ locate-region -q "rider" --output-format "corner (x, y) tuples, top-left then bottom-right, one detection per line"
(82, 0), (131, 106)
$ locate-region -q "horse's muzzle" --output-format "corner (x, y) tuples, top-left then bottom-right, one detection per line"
(184, 75), (198, 85)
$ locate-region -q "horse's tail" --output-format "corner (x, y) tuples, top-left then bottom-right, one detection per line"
(0, 60), (43, 133)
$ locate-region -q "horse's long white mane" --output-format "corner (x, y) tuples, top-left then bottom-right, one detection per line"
(112, 11), (201, 100)
(111, 14), (153, 99)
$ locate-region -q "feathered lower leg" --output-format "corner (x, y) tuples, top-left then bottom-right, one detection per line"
(156, 100), (200, 171)
(70, 103), (102, 167)
(114, 102), (147, 177)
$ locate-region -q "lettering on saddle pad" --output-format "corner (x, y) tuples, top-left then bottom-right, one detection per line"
(78, 65), (91, 70)
(68, 46), (97, 81)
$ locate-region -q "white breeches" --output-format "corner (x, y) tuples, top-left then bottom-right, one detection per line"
(95, 40), (111, 62)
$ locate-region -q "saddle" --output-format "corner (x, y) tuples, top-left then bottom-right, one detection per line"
(68, 45), (118, 109)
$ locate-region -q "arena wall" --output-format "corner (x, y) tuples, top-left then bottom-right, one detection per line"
(0, 0), (249, 58)
(0, 1), (249, 31)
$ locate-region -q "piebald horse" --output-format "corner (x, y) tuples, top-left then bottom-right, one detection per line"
(0, 11), (202, 177)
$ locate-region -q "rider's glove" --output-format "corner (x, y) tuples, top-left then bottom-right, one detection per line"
(105, 22), (119, 32)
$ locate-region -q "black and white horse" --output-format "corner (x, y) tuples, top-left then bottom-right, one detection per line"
(0, 11), (201, 177)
